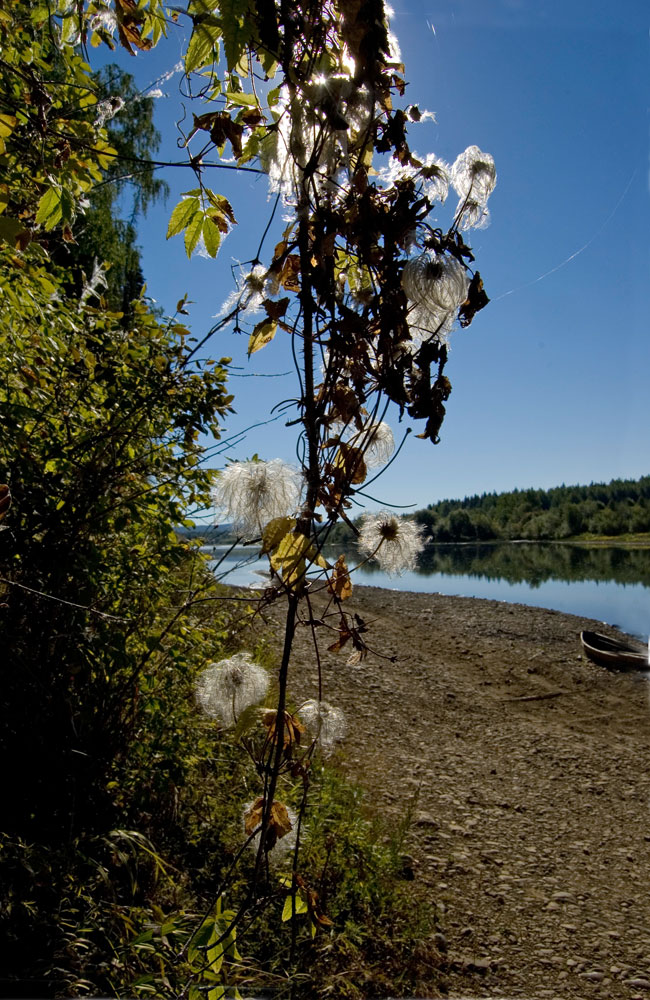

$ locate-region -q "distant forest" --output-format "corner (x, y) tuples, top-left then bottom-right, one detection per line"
(323, 476), (650, 546)
(413, 476), (650, 543)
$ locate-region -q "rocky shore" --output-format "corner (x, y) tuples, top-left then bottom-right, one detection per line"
(282, 586), (650, 999)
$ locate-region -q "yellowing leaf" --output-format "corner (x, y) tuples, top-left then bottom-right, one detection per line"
(269, 531), (326, 588)
(261, 516), (295, 554)
(248, 319), (277, 355)
(334, 442), (367, 485)
(269, 530), (311, 587)
(0, 115), (16, 142)
(281, 891), (309, 922)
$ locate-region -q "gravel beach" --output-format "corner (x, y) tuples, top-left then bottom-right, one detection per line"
(278, 585), (650, 999)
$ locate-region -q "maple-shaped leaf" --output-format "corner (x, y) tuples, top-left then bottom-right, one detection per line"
(209, 113), (244, 159)
(263, 296), (290, 321)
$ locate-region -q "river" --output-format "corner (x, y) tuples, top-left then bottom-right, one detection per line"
(207, 541), (650, 640)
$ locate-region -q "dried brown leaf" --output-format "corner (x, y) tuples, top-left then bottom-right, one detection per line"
(328, 554), (353, 601)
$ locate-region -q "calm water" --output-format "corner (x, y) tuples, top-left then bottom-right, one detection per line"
(207, 541), (650, 640)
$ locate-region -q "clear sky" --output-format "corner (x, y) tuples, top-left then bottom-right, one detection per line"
(101, 0), (649, 514)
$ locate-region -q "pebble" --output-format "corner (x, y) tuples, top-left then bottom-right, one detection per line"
(625, 979), (650, 989)
(433, 932), (447, 952)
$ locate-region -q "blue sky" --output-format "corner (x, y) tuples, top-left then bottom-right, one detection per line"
(102, 0), (649, 513)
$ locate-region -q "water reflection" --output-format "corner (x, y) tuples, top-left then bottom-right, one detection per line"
(207, 542), (650, 639)
(409, 542), (650, 589)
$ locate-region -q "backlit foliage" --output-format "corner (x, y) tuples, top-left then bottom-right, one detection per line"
(0, 0), (495, 995)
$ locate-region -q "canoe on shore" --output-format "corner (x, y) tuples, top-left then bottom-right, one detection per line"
(580, 630), (649, 671)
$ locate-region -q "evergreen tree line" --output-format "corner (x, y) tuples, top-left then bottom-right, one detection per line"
(412, 476), (650, 543)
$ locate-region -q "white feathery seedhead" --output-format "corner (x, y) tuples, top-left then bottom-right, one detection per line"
(299, 700), (347, 753)
(195, 652), (269, 726)
(402, 251), (469, 314)
(402, 251), (469, 346)
(349, 421), (395, 469)
(218, 264), (269, 318)
(94, 96), (124, 129)
(261, 75), (373, 205)
(212, 459), (302, 538)
(419, 154), (451, 204)
(358, 511), (424, 576)
(455, 198), (491, 231)
(89, 6), (117, 37)
(376, 153), (450, 207)
(451, 145), (496, 205)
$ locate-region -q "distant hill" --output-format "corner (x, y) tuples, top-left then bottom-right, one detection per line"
(323, 475), (650, 547)
(175, 523), (236, 542)
(413, 475), (650, 543)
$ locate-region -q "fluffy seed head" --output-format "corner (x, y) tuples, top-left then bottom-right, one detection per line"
(376, 153), (450, 206)
(455, 198), (491, 231)
(299, 700), (347, 753)
(402, 251), (469, 346)
(349, 421), (395, 469)
(218, 264), (269, 318)
(358, 512), (424, 575)
(213, 459), (302, 538)
(451, 145), (496, 204)
(196, 652), (269, 726)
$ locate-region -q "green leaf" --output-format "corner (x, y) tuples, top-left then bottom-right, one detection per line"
(207, 921), (224, 975)
(0, 217), (27, 246)
(185, 22), (221, 74)
(35, 187), (63, 229)
(202, 217), (221, 258)
(188, 916), (216, 965)
(166, 197), (200, 239)
(184, 213), (203, 257)
(220, 0), (252, 70)
(281, 891), (309, 922)
(224, 91), (258, 107)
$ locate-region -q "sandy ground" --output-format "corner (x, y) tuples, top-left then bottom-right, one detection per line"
(270, 585), (650, 999)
